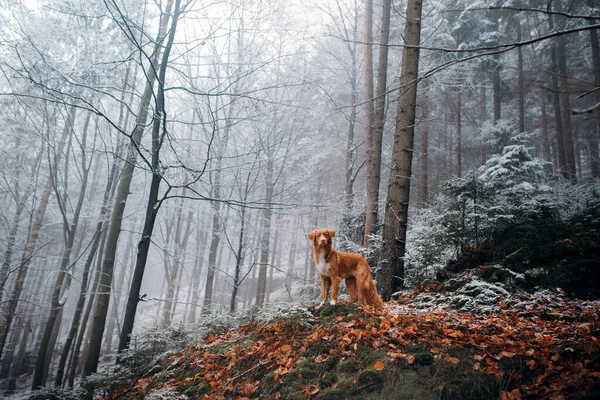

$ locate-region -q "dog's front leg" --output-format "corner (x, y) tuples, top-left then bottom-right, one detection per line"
(330, 277), (342, 305)
(318, 275), (331, 308)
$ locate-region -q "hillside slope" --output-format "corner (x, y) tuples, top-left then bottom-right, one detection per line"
(105, 291), (600, 400)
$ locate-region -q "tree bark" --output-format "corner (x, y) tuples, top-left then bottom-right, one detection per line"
(0, 104), (74, 358)
(32, 111), (92, 389)
(364, 0), (392, 247)
(588, 0), (600, 178)
(116, 0), (181, 358)
(362, 0), (375, 247)
(517, 22), (525, 133)
(378, 0), (423, 300)
(547, 6), (571, 181)
(82, 0), (175, 379)
(188, 212), (208, 323)
(456, 91), (462, 177)
(255, 157), (274, 308)
(417, 85), (429, 209)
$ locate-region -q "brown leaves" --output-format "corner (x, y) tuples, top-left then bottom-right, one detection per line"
(111, 291), (600, 400)
(373, 361), (385, 371)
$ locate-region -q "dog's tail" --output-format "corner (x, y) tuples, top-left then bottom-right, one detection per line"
(363, 278), (384, 308)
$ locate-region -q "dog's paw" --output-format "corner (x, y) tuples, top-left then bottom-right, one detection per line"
(330, 300), (336, 305)
(316, 301), (325, 309)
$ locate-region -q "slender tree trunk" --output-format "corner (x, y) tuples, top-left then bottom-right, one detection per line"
(378, 0), (423, 300)
(162, 197), (185, 327)
(588, 0), (600, 178)
(0, 105), (74, 358)
(82, 1), (175, 380)
(364, 0), (391, 247)
(54, 148), (120, 387)
(548, 8), (569, 181)
(556, 45), (577, 181)
(32, 112), (92, 390)
(540, 91), (553, 174)
(171, 211), (193, 321)
(67, 226), (106, 387)
(456, 91), (462, 177)
(201, 108), (234, 316)
(188, 213), (207, 323)
(362, 0), (375, 247)
(417, 85), (429, 209)
(0, 140), (40, 303)
(517, 22), (525, 133)
(490, 10), (501, 123)
(116, 0), (180, 359)
(255, 157), (274, 308)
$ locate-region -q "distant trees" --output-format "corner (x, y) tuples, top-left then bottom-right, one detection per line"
(0, 0), (599, 397)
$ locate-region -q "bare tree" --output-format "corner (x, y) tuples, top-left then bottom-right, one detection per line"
(82, 0), (177, 379)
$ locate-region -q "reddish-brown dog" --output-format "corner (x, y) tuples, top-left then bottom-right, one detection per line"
(308, 228), (383, 308)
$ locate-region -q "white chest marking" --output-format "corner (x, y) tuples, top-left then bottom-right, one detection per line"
(316, 251), (330, 276)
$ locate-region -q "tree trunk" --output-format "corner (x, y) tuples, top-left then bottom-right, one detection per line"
(548, 7), (570, 181)
(188, 213), (208, 323)
(417, 86), (429, 209)
(255, 157), (274, 308)
(490, 10), (501, 123)
(456, 91), (462, 177)
(364, 0), (392, 247)
(588, 0), (600, 178)
(116, 0), (180, 358)
(67, 226), (107, 387)
(32, 111), (92, 390)
(362, 0), (375, 247)
(54, 147), (120, 387)
(540, 91), (553, 174)
(378, 0), (423, 300)
(517, 22), (525, 133)
(0, 104), (74, 358)
(82, 0), (175, 380)
(162, 198), (185, 327)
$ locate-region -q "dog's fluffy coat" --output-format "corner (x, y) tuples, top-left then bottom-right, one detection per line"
(308, 228), (383, 308)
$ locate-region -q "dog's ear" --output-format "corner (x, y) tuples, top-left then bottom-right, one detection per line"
(327, 229), (336, 239)
(308, 229), (317, 241)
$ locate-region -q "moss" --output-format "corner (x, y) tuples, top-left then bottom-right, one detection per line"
(278, 380), (304, 400)
(440, 374), (500, 400)
(261, 371), (280, 394)
(356, 346), (385, 366)
(319, 373), (337, 389)
(322, 355), (340, 371)
(287, 359), (319, 382)
(338, 359), (362, 374)
(303, 341), (330, 358)
(357, 369), (384, 388)
(316, 388), (346, 399)
(209, 341), (233, 354)
(196, 384), (211, 395)
(317, 303), (356, 318)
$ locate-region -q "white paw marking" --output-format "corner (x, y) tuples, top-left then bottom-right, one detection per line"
(330, 300), (336, 305)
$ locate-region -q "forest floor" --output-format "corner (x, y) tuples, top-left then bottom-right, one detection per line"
(106, 287), (600, 400)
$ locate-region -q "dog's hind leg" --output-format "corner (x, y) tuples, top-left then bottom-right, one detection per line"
(345, 277), (358, 302)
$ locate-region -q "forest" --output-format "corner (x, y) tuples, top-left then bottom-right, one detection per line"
(0, 0), (599, 398)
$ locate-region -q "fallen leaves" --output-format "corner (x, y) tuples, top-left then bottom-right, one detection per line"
(110, 290), (600, 400)
(372, 361), (385, 371)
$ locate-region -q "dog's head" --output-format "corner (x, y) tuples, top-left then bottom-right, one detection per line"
(308, 228), (336, 247)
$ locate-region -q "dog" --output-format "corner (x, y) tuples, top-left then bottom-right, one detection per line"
(308, 228), (383, 308)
